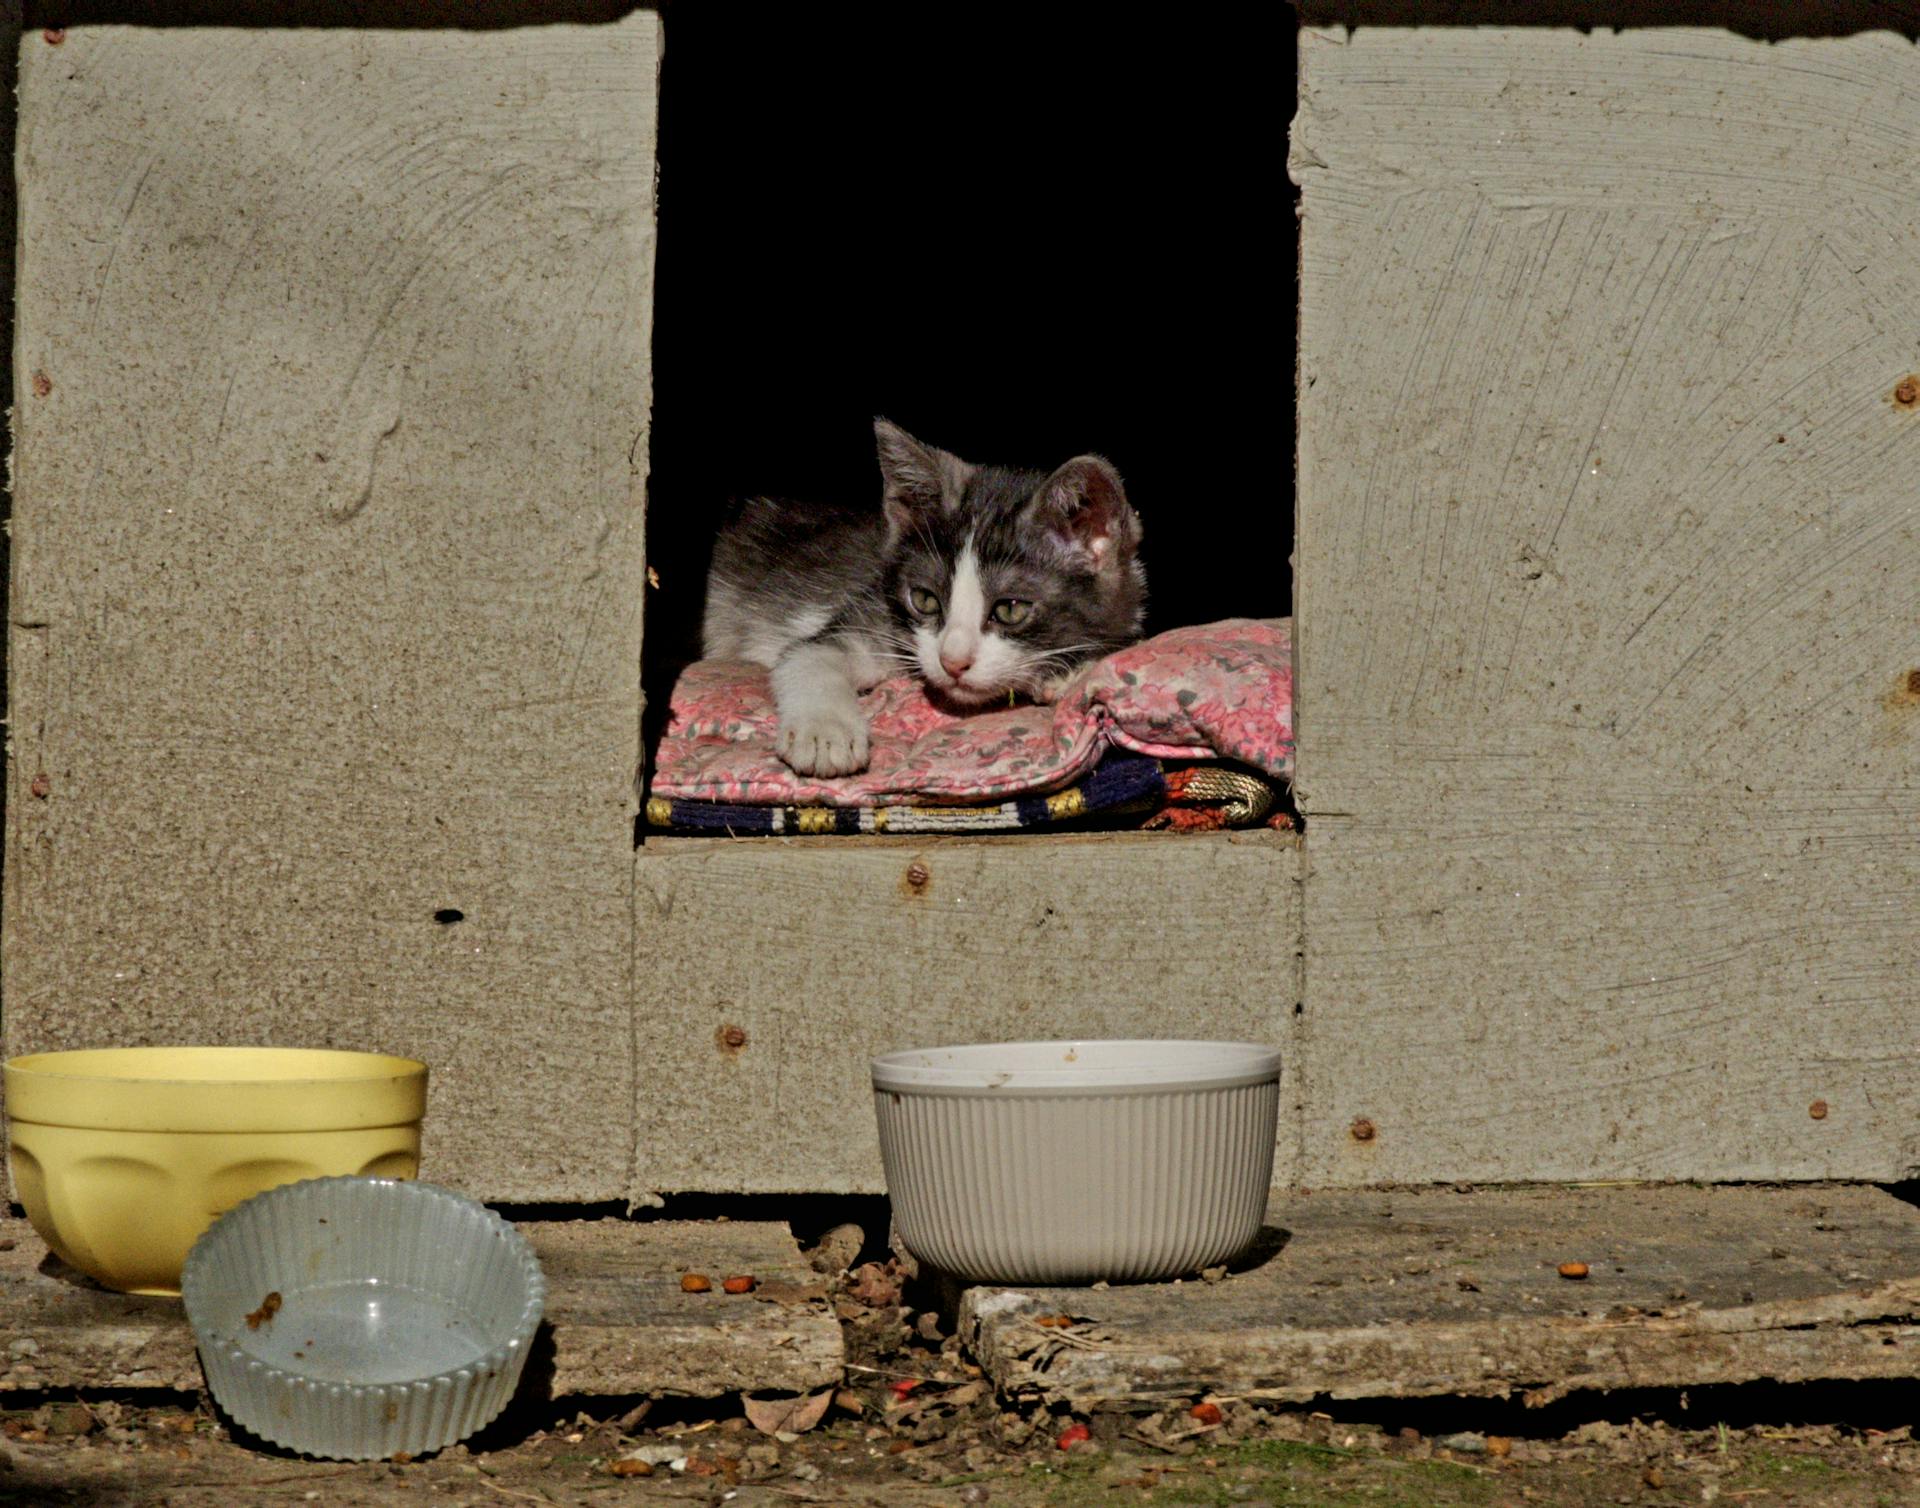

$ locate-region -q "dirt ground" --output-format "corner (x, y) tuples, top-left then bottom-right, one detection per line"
(8, 1239), (1918, 1507)
(4, 1391), (1917, 1508)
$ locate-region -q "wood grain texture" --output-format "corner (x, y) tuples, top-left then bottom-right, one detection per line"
(962, 1185), (1920, 1408)
(632, 831), (1302, 1194)
(529, 1219), (842, 1397)
(3, 21), (661, 1199)
(1293, 24), (1920, 1184)
(0, 1217), (199, 1391)
(0, 1215), (840, 1398)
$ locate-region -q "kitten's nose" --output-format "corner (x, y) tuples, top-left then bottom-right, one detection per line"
(939, 644), (975, 679)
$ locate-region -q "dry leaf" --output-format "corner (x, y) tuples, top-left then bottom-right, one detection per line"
(848, 1261), (904, 1307)
(807, 1222), (865, 1274)
(742, 1389), (833, 1436)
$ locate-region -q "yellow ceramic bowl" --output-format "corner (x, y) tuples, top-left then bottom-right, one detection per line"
(4, 1047), (427, 1295)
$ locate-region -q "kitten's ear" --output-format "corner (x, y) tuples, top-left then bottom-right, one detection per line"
(875, 418), (972, 536)
(1031, 455), (1140, 573)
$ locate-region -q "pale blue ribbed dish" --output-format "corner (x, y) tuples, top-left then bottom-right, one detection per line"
(181, 1176), (545, 1460)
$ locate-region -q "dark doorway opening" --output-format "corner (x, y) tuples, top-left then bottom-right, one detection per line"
(646, 4), (1294, 750)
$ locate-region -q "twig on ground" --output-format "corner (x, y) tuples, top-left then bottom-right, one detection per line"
(613, 1399), (653, 1434)
(1123, 1430), (1188, 1455)
(845, 1362), (944, 1382)
(466, 1466), (556, 1504)
(169, 1470), (363, 1489)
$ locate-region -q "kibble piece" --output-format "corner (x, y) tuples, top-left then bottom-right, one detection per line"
(722, 1274), (756, 1294)
(680, 1272), (713, 1293)
(1557, 1261), (1590, 1280)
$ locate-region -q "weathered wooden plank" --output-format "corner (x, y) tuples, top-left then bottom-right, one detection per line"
(531, 1219), (842, 1397)
(0, 1215), (841, 1398)
(1292, 24), (1920, 1183)
(631, 830), (1302, 1195)
(0, 1220), (200, 1391)
(3, 20), (660, 1200)
(961, 1185), (1920, 1410)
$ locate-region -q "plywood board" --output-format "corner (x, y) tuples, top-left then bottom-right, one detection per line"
(1292, 22), (1920, 1184)
(631, 831), (1302, 1195)
(961, 1185), (1920, 1409)
(4, 19), (661, 1199)
(534, 1218), (841, 1397)
(0, 1215), (840, 1398)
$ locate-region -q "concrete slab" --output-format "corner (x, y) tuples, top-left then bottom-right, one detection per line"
(5, 17), (660, 1205)
(1293, 21), (1920, 1189)
(633, 828), (1301, 1196)
(959, 1186), (1920, 1411)
(0, 1217), (840, 1399)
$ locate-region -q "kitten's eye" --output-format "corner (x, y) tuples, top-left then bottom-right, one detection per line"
(992, 598), (1033, 627)
(908, 586), (941, 617)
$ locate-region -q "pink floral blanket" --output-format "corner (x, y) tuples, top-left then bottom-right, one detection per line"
(650, 618), (1293, 808)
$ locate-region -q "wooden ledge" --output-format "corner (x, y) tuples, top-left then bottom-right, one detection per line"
(0, 1217), (842, 1399)
(960, 1185), (1920, 1410)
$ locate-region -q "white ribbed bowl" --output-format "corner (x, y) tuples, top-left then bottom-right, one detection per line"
(181, 1176), (545, 1460)
(872, 1040), (1281, 1285)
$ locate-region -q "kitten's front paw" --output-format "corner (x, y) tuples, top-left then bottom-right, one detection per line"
(778, 707), (872, 777)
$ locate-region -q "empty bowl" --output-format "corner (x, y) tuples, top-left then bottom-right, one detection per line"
(182, 1175), (545, 1460)
(872, 1039), (1281, 1284)
(3, 1047), (426, 1294)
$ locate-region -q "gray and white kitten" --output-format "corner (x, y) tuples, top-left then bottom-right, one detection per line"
(702, 419), (1146, 776)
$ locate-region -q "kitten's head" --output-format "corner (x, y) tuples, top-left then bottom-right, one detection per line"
(873, 418), (1146, 708)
